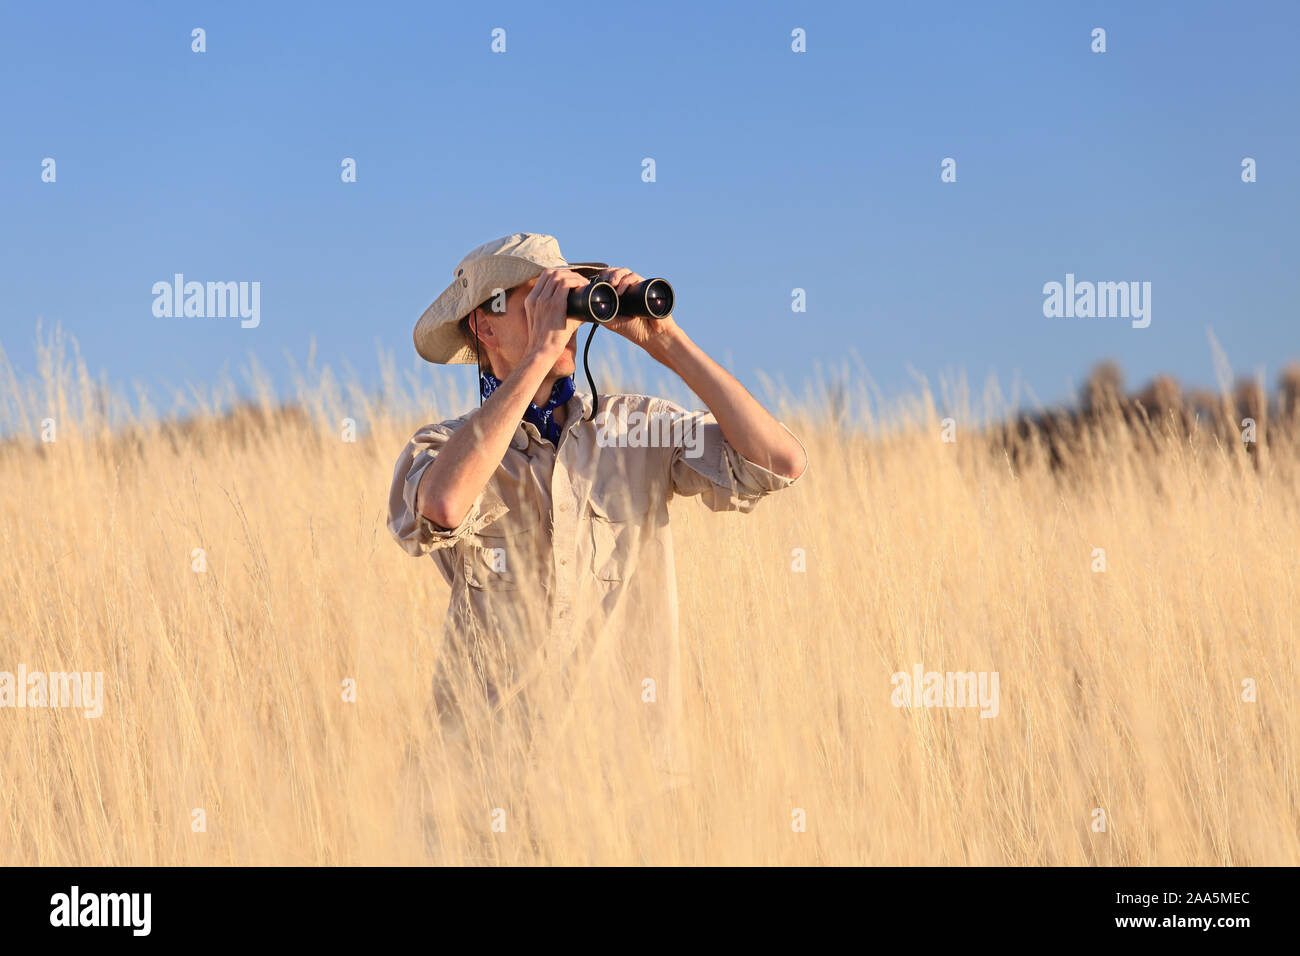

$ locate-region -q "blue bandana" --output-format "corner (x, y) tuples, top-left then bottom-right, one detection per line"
(480, 370), (575, 446)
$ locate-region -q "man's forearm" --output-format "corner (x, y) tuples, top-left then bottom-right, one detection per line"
(415, 352), (555, 529)
(645, 326), (807, 479)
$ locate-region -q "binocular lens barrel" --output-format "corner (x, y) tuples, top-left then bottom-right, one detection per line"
(626, 278), (674, 319)
(567, 281), (620, 323)
(566, 278), (674, 323)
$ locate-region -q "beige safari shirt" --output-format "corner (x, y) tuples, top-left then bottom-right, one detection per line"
(387, 389), (805, 781)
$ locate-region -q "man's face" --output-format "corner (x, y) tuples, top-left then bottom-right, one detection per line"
(473, 277), (579, 379)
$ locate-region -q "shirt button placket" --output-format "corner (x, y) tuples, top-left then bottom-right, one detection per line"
(551, 442), (577, 645)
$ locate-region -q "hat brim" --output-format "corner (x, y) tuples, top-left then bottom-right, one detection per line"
(414, 261), (610, 365)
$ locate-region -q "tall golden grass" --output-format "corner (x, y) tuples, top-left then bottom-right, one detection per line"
(1, 327), (1296, 865)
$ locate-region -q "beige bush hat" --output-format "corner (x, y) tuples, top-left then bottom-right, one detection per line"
(414, 233), (608, 364)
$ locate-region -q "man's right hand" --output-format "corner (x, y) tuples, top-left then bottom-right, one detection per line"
(523, 268), (588, 362)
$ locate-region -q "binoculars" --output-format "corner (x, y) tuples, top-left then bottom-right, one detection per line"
(567, 278), (674, 324)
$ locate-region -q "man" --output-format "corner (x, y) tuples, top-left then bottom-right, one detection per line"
(388, 232), (806, 789)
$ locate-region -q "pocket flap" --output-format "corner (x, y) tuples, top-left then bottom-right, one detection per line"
(475, 504), (541, 538)
(587, 485), (652, 522)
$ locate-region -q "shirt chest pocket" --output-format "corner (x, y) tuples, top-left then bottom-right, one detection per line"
(464, 507), (540, 591)
(587, 485), (654, 583)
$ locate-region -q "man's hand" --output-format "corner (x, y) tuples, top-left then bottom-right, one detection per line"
(524, 267), (589, 363)
(597, 267), (680, 353)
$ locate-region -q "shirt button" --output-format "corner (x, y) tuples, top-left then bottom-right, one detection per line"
(559, 557), (568, 566)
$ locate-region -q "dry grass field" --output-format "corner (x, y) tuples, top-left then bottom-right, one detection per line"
(2, 329), (1297, 865)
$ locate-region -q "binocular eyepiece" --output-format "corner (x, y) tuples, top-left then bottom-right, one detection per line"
(567, 278), (674, 324)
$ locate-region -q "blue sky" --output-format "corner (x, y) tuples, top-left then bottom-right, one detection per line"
(2, 0), (1297, 416)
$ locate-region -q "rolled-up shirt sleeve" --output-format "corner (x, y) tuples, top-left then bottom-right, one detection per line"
(655, 398), (808, 513)
(387, 422), (509, 556)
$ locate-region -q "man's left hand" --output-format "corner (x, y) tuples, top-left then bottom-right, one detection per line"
(595, 267), (679, 354)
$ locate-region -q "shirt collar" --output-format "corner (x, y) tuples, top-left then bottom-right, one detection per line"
(509, 391), (593, 450)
